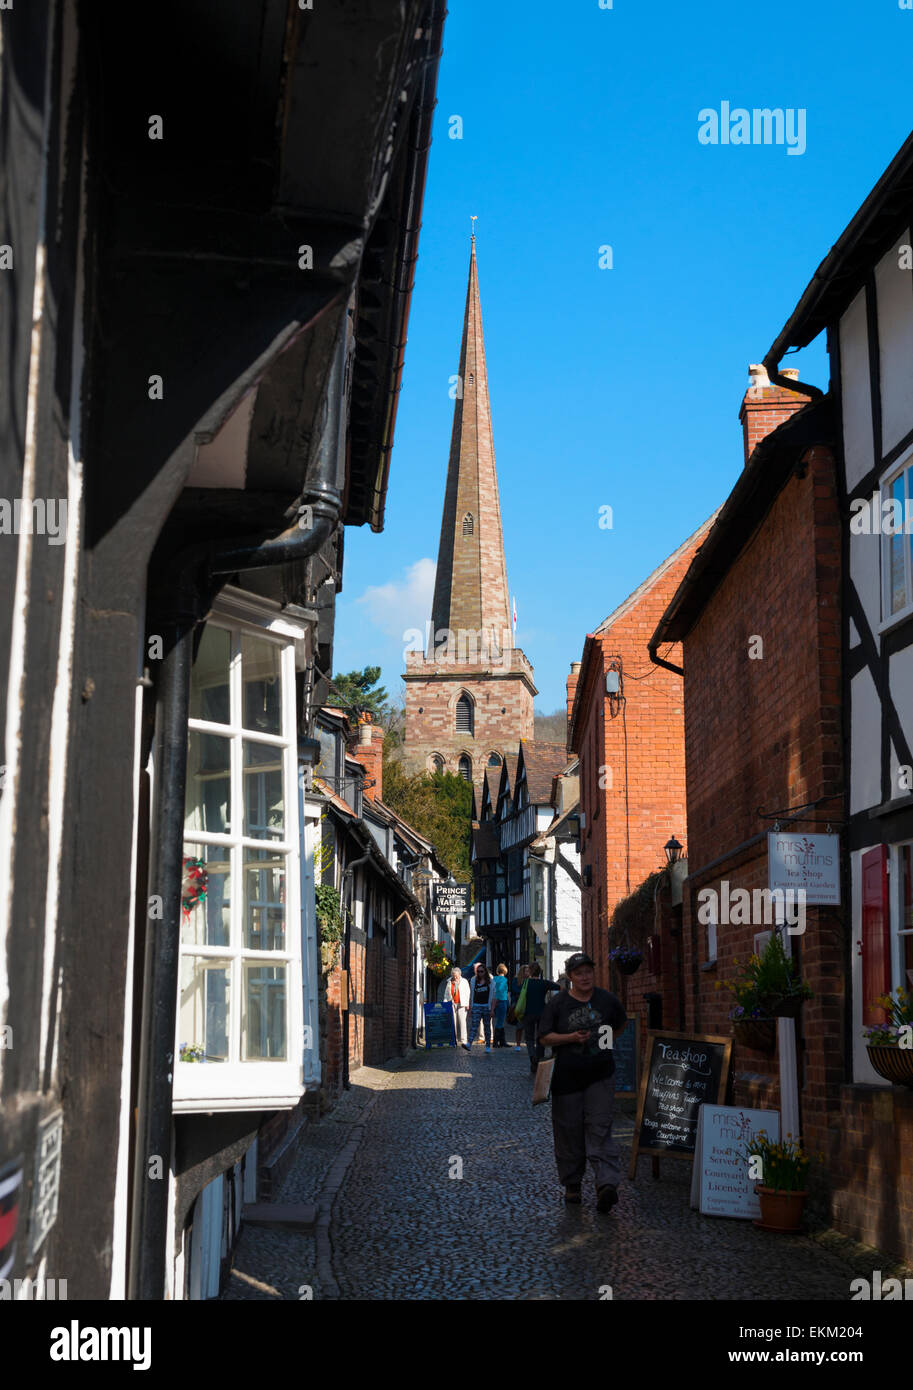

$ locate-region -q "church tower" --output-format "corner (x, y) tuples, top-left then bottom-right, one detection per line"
(403, 237), (536, 785)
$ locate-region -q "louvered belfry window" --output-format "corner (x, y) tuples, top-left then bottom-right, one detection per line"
(458, 755), (472, 781)
(455, 694), (473, 734)
(462, 513), (474, 536)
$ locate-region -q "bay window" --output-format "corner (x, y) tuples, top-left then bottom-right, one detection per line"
(174, 602), (308, 1110)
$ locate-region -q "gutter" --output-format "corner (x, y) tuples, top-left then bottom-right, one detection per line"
(129, 322), (348, 1302)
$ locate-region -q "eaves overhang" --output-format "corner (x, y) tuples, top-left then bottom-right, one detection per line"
(764, 129), (913, 369)
(650, 397), (834, 650)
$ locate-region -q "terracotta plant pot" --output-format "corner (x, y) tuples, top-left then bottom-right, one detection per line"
(754, 1186), (808, 1233)
(733, 1017), (777, 1053)
(866, 1046), (913, 1088)
(614, 957), (643, 976)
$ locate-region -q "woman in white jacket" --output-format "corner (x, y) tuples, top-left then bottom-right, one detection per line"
(444, 967), (470, 1046)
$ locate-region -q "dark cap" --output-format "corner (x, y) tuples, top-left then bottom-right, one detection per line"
(565, 952), (595, 973)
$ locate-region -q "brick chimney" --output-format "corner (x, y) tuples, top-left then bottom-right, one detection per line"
(566, 661), (582, 754)
(739, 364), (809, 466)
(350, 718), (384, 802)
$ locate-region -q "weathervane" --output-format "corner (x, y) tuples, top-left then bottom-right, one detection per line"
(470, 214), (477, 241)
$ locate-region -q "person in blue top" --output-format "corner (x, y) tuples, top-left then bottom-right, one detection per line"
(490, 963), (510, 1047)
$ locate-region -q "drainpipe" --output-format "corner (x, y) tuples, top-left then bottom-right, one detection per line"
(648, 639), (684, 678)
(129, 326), (348, 1301)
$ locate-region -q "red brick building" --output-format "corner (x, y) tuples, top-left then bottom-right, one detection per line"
(403, 238), (535, 787)
(567, 517), (715, 988)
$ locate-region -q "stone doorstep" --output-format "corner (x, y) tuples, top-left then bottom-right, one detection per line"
(242, 1202), (318, 1231)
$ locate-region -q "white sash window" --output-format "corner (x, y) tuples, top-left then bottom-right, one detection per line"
(174, 599), (308, 1111)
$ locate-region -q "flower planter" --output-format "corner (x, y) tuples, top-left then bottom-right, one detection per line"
(614, 957), (643, 976)
(753, 1186), (807, 1233)
(772, 995), (806, 1020)
(733, 1018), (777, 1053)
(866, 1045), (913, 1089)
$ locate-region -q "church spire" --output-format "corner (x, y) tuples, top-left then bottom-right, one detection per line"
(430, 237), (513, 653)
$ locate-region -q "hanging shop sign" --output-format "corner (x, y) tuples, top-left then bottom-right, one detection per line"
(690, 1105), (781, 1219)
(434, 883), (470, 915)
(767, 831), (840, 905)
(629, 1031), (732, 1179)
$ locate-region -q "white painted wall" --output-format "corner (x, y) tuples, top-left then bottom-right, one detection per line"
(850, 667), (883, 815)
(875, 231), (913, 454)
(551, 842), (582, 977)
(839, 289), (874, 492)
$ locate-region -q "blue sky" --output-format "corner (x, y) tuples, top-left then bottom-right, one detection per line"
(333, 0), (913, 714)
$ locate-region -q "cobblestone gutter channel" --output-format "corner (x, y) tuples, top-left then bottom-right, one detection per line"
(223, 1048), (911, 1302)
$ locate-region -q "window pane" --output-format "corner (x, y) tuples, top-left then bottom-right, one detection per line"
(189, 624), (231, 724)
(891, 473), (906, 613)
(179, 957), (231, 1062)
(243, 741), (285, 840)
(244, 851), (286, 949)
(185, 731), (231, 835)
(243, 963), (287, 1060)
(242, 634), (282, 736)
(181, 847), (231, 946)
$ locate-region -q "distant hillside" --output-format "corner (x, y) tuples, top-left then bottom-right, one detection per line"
(533, 708), (567, 746)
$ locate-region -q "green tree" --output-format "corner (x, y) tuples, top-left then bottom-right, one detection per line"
(382, 758), (473, 883)
(328, 666), (390, 721)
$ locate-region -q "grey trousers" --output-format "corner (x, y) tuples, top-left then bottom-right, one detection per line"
(550, 1074), (622, 1190)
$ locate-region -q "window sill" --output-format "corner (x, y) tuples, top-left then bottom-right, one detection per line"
(173, 1061), (306, 1112)
(877, 606), (913, 639)
(173, 1092), (303, 1114)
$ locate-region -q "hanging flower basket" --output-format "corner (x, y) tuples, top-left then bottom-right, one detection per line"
(732, 1017), (777, 1053)
(610, 948), (643, 976)
(754, 1186), (808, 1233)
(865, 1046), (913, 1088)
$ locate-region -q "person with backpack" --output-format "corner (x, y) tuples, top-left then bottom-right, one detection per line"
(467, 963), (494, 1052)
(520, 963), (562, 1074)
(510, 964), (530, 1050)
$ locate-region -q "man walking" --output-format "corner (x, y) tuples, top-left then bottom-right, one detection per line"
(445, 966), (470, 1047)
(522, 964), (561, 1074)
(537, 952), (627, 1211)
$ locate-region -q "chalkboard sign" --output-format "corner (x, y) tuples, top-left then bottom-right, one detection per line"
(612, 1015), (640, 1097)
(424, 1002), (456, 1048)
(629, 1031), (732, 1179)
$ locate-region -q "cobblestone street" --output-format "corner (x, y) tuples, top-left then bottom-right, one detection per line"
(224, 1047), (907, 1302)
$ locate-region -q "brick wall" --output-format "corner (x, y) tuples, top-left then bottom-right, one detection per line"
(572, 527), (707, 990)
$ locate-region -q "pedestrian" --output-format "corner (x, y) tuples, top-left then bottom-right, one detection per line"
(491, 964), (510, 1047)
(445, 966), (470, 1047)
(468, 963), (494, 1053)
(521, 963), (562, 1074)
(537, 951), (627, 1211)
(510, 964), (530, 1050)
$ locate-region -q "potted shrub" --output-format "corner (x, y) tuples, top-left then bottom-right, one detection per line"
(718, 932), (812, 1051)
(743, 1131), (812, 1233)
(609, 947), (643, 976)
(315, 883), (343, 971)
(864, 988), (913, 1088)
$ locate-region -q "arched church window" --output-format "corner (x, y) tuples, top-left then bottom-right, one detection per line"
(430, 754), (444, 774)
(455, 693), (474, 735)
(462, 513), (474, 536)
(487, 752), (502, 768)
(458, 755), (472, 781)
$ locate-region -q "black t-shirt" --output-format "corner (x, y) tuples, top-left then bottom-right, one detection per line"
(539, 987), (627, 1095)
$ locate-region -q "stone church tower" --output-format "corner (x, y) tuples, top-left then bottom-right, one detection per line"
(403, 238), (536, 785)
